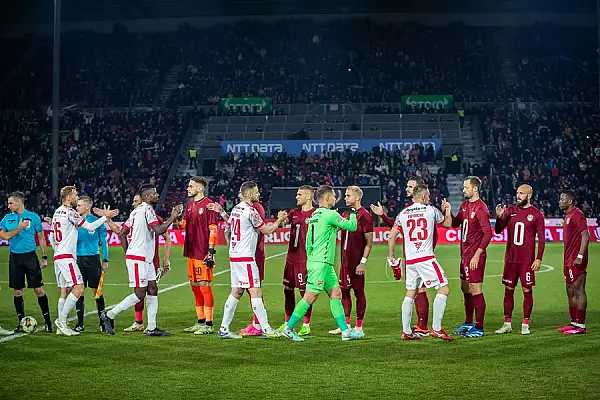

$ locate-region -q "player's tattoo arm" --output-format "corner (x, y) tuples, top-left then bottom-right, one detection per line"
(150, 216), (177, 236)
(387, 227), (400, 259)
(37, 231), (47, 257)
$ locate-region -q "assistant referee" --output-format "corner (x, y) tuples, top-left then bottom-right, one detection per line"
(0, 191), (53, 333)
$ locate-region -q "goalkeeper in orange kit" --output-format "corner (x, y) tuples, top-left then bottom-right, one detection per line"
(176, 177), (220, 334)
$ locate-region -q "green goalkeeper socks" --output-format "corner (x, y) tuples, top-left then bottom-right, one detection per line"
(287, 299), (311, 329)
(330, 299), (349, 331)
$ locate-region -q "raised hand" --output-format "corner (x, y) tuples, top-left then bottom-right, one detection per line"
(171, 204), (184, 218)
(207, 202), (224, 214)
(441, 199), (451, 213)
(277, 210), (288, 221)
(93, 205), (119, 219)
(370, 202), (385, 216)
(495, 204), (506, 219)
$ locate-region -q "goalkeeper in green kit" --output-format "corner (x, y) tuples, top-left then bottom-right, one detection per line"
(280, 185), (365, 342)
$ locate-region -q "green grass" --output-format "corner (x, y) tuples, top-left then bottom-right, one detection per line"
(0, 243), (598, 399)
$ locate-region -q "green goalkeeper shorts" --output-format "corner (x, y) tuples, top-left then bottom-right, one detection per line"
(306, 261), (339, 293)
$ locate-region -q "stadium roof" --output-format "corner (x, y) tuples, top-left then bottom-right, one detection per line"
(1, 0), (596, 24)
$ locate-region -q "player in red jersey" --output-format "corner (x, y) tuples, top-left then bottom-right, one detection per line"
(329, 186), (373, 336)
(444, 176), (492, 338)
(105, 194), (173, 333)
(557, 190), (590, 335)
(370, 176), (435, 336)
(493, 185), (545, 335)
(277, 186), (315, 336)
(176, 177), (220, 335)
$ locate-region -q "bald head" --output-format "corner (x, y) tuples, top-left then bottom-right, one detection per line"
(516, 184), (533, 207)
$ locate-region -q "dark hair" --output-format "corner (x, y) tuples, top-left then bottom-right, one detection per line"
(407, 176), (425, 185)
(8, 191), (25, 203)
(139, 183), (156, 197)
(316, 185), (334, 200)
(561, 190), (577, 203)
(413, 184), (429, 198)
(465, 176), (482, 190)
(190, 176), (208, 188)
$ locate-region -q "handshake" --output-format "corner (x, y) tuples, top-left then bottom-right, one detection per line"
(387, 257), (403, 281)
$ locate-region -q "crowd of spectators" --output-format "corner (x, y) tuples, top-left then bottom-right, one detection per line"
(512, 25), (597, 103)
(170, 20), (503, 106)
(170, 144), (448, 219)
(477, 104), (600, 217)
(0, 109), (184, 219)
(0, 21), (596, 109)
(0, 30), (181, 109)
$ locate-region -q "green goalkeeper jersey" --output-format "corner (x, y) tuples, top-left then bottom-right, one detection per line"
(306, 207), (357, 265)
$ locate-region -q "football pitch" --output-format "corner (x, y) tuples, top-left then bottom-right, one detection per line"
(0, 243), (598, 399)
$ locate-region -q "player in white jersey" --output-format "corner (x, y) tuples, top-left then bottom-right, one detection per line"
(52, 186), (117, 336)
(215, 181), (287, 339)
(388, 184), (455, 341)
(100, 183), (183, 337)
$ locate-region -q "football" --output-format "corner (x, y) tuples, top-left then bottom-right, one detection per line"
(20, 316), (37, 333)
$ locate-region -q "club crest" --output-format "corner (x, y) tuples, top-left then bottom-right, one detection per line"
(199, 208), (204, 215)
(527, 214), (533, 222)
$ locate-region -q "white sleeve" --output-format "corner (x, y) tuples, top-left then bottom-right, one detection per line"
(68, 209), (85, 227)
(145, 206), (159, 227)
(81, 217), (107, 232)
(432, 207), (445, 224)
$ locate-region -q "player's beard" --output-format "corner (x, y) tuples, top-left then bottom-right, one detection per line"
(517, 199), (528, 207)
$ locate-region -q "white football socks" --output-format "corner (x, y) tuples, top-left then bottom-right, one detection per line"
(402, 297), (414, 334)
(432, 293), (448, 331)
(58, 297), (66, 318)
(146, 295), (158, 331)
(59, 293), (78, 323)
(107, 293), (141, 320)
(251, 297), (271, 332)
(220, 295), (239, 332)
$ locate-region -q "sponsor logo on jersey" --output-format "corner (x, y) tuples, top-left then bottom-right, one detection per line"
(88, 230), (95, 235)
(566, 218), (570, 225)
(527, 214), (533, 222)
(317, 280), (323, 286)
(414, 242), (422, 251)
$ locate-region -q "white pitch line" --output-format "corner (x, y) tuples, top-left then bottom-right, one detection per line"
(0, 251), (288, 343)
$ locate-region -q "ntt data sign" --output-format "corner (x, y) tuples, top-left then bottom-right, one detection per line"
(221, 139), (442, 156)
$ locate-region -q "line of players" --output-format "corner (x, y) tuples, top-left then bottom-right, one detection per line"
(0, 174), (590, 338)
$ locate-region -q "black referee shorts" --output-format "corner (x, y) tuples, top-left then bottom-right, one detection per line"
(9, 251), (43, 290)
(78, 255), (102, 289)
